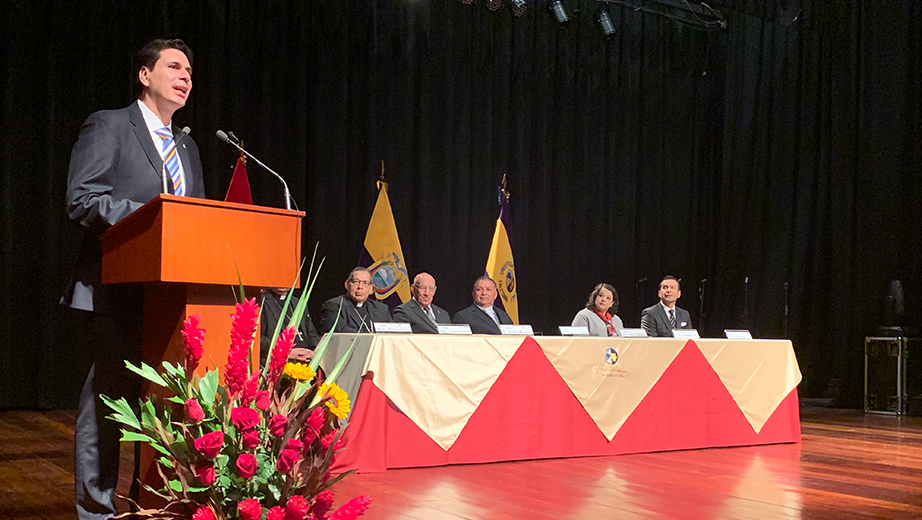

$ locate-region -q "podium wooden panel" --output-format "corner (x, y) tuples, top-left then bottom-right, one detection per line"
(100, 194), (303, 505)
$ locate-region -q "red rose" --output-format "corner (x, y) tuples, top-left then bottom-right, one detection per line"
(255, 390), (271, 411)
(231, 407), (261, 431)
(236, 452), (258, 479)
(191, 506), (216, 520)
(276, 448), (299, 474)
(193, 460), (215, 486)
(241, 429), (261, 450)
(193, 431), (224, 459)
(238, 498), (262, 520)
(285, 438), (303, 452)
(268, 414), (288, 437)
(285, 495), (310, 520)
(185, 398), (205, 424)
(267, 506), (286, 520)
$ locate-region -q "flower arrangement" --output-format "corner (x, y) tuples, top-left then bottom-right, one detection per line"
(102, 262), (369, 520)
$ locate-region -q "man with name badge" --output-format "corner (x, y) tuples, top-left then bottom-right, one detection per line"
(319, 267), (393, 334)
(640, 276), (693, 337)
(393, 272), (451, 334)
(452, 276), (513, 335)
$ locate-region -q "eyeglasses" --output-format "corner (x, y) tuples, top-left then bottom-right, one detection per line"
(413, 284), (437, 291)
(349, 279), (372, 287)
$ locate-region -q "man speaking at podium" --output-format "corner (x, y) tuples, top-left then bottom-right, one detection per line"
(62, 39), (204, 520)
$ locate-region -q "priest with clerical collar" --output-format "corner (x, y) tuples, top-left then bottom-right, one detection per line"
(319, 267), (393, 334)
(452, 276), (513, 335)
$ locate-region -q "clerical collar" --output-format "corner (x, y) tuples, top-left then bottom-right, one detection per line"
(476, 304), (494, 313)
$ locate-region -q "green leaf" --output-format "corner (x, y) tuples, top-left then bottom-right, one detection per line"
(323, 333), (359, 386)
(168, 479), (183, 493)
(100, 395), (141, 430)
(140, 399), (157, 430)
(308, 297), (343, 373)
(198, 369), (219, 408)
(165, 396), (184, 404)
(125, 361), (169, 388)
(119, 431), (156, 443)
(159, 456), (174, 469)
(187, 486), (209, 493)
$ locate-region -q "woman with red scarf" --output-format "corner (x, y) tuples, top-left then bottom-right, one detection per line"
(570, 283), (624, 337)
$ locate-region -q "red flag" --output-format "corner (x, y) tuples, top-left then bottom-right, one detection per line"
(224, 155), (253, 204)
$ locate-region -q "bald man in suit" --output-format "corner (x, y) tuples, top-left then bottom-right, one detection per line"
(62, 39), (204, 520)
(393, 272), (451, 333)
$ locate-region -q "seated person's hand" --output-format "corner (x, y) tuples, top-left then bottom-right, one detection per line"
(287, 348), (314, 363)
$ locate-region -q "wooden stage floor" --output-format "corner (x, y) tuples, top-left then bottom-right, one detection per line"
(2, 405), (921, 519)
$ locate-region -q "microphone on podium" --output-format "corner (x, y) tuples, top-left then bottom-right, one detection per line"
(216, 130), (292, 210)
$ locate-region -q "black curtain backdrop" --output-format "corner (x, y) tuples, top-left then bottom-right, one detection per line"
(1, 0), (919, 409)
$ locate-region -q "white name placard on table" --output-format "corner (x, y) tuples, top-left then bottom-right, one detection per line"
(374, 322), (412, 334)
(724, 329), (753, 339)
(437, 324), (473, 335)
(559, 326), (590, 336)
(619, 328), (649, 337)
(673, 329), (701, 339)
(499, 324), (534, 335)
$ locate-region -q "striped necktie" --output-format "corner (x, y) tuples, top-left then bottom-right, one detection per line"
(154, 127), (185, 196)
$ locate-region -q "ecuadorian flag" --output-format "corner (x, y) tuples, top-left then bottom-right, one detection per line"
(485, 181), (518, 324)
(358, 179), (410, 310)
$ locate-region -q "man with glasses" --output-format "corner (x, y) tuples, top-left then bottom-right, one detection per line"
(319, 267), (392, 333)
(393, 272), (450, 334)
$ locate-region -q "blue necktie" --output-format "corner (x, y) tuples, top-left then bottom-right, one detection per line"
(154, 127), (185, 196)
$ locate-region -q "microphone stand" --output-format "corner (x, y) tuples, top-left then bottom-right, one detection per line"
(635, 278), (647, 327)
(742, 276), (749, 329)
(783, 282), (790, 338)
(216, 130), (292, 210)
(698, 279), (707, 332)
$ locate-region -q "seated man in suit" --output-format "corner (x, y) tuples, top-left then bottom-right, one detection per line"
(641, 276), (693, 337)
(259, 287), (320, 367)
(452, 276), (513, 334)
(393, 272), (451, 333)
(319, 267), (392, 334)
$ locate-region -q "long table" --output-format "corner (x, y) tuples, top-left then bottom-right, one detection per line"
(320, 335), (802, 473)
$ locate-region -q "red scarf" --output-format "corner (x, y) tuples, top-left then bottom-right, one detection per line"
(593, 310), (617, 337)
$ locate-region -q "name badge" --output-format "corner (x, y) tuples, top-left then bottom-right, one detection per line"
(620, 328), (649, 337)
(724, 329), (753, 339)
(438, 324), (472, 335)
(559, 326), (590, 336)
(673, 329), (700, 339)
(374, 322), (412, 333)
(499, 324), (534, 335)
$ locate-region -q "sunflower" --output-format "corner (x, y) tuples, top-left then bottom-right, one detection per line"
(319, 382), (351, 419)
(283, 362), (316, 381)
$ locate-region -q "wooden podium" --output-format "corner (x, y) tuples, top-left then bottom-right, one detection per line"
(100, 194), (303, 502)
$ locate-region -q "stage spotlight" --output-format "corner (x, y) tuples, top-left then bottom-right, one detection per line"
(507, 0), (527, 17)
(598, 9), (616, 37)
(549, 0), (569, 24)
(486, 0), (503, 11)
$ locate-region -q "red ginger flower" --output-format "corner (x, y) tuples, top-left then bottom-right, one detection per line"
(193, 431), (224, 459)
(192, 506), (216, 520)
(268, 327), (297, 386)
(309, 490), (335, 520)
(238, 498), (263, 520)
(225, 298), (259, 398)
(302, 407), (325, 444)
(327, 495), (372, 520)
(286, 495), (310, 520)
(239, 370), (262, 407)
(181, 313), (206, 376)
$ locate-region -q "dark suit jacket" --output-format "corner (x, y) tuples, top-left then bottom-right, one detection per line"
(641, 303), (693, 337)
(452, 305), (513, 335)
(259, 290), (320, 367)
(62, 102), (205, 316)
(319, 295), (393, 334)
(393, 298), (451, 334)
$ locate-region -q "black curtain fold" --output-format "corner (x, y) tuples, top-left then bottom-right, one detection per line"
(1, 0), (919, 408)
